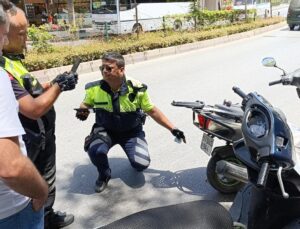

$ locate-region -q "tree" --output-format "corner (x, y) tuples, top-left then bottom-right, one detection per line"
(67, 0), (75, 26)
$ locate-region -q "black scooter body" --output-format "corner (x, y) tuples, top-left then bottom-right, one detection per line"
(231, 183), (300, 229)
(241, 92), (295, 169)
(228, 85), (300, 229)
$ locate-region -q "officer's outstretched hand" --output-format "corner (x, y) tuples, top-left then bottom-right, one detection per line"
(52, 72), (78, 92)
(171, 128), (186, 143)
(76, 109), (89, 121)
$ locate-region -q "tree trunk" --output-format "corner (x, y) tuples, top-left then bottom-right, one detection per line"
(67, 0), (75, 26)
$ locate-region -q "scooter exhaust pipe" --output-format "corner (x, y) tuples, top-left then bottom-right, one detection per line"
(216, 160), (248, 183)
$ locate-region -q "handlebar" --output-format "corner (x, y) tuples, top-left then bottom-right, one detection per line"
(171, 101), (205, 109)
(269, 79), (282, 86)
(232, 86), (247, 99)
(257, 162), (269, 188)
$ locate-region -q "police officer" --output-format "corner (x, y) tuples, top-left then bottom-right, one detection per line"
(76, 52), (186, 193)
(2, 7), (75, 228)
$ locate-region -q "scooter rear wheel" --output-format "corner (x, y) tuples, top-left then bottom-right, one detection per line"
(206, 145), (245, 194)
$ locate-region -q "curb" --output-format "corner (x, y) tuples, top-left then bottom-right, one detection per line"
(32, 21), (287, 83)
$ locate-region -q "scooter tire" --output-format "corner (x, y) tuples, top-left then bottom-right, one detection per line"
(206, 145), (245, 194)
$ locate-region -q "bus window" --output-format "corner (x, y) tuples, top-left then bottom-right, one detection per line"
(234, 0), (254, 6)
(120, 0), (131, 10)
(256, 0), (270, 3)
(92, 0), (117, 14)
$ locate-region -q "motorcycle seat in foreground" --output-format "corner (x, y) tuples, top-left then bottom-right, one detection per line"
(99, 200), (233, 229)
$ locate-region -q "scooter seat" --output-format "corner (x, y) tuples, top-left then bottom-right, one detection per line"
(100, 200), (233, 229)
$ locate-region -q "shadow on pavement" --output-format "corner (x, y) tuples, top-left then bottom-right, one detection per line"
(68, 157), (235, 202)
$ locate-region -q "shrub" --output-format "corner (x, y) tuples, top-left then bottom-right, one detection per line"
(24, 17), (284, 72)
(27, 25), (54, 53)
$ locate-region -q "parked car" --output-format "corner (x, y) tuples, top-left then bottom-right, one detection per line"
(287, 0), (300, 30)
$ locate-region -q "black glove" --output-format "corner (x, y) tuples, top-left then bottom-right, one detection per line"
(75, 109), (89, 121)
(52, 72), (78, 91)
(171, 128), (186, 143)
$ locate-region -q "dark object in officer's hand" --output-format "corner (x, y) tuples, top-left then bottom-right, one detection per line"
(52, 72), (78, 91)
(75, 108), (90, 121)
(171, 128), (186, 143)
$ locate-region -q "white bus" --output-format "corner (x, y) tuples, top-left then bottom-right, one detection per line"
(91, 0), (192, 34)
(233, 0), (271, 17)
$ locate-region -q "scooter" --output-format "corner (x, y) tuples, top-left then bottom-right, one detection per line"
(214, 57), (300, 192)
(99, 57), (300, 229)
(171, 98), (246, 194)
(171, 58), (300, 194)
(229, 57), (300, 228)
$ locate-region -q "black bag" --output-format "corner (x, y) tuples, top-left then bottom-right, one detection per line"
(84, 134), (94, 152)
(84, 125), (111, 152)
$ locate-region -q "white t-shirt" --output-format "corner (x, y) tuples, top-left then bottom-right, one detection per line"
(0, 68), (30, 220)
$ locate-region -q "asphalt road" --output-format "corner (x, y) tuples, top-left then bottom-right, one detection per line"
(53, 25), (300, 228)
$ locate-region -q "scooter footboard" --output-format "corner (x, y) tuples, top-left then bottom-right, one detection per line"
(99, 200), (233, 229)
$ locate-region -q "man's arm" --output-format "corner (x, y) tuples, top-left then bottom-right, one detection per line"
(0, 136), (48, 204)
(80, 102), (92, 109)
(146, 106), (175, 131)
(13, 71), (78, 120)
(18, 83), (61, 120)
(147, 106), (186, 143)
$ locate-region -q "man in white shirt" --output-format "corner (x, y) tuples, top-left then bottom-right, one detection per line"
(0, 2), (48, 228)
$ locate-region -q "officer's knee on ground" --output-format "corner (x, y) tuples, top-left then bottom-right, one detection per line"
(130, 160), (150, 172)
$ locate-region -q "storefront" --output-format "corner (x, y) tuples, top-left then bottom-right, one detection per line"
(20, 0), (92, 27)
(15, 0), (47, 25)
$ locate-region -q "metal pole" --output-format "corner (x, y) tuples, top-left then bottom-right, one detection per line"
(134, 0), (139, 38)
(104, 21), (109, 41)
(116, 0), (120, 34)
(270, 0), (273, 18)
(244, 0), (248, 21)
(162, 16), (166, 36)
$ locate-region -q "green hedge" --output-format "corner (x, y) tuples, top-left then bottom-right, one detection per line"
(164, 9), (257, 29)
(24, 17), (284, 72)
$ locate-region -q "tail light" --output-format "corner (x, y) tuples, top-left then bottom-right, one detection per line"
(197, 114), (211, 129)
(197, 113), (224, 131)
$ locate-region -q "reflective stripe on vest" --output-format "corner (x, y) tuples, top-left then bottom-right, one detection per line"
(3, 56), (38, 89)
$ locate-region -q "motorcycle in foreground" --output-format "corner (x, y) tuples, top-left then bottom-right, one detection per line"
(99, 57), (300, 229)
(171, 96), (246, 194)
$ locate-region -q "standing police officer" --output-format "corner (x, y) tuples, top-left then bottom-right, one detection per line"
(1, 7), (76, 228)
(76, 52), (185, 193)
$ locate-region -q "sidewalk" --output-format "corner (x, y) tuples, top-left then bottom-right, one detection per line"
(32, 21), (287, 83)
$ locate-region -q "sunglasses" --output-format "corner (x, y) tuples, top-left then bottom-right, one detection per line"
(99, 65), (113, 72)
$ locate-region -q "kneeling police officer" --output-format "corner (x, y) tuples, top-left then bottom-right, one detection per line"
(76, 52), (185, 193)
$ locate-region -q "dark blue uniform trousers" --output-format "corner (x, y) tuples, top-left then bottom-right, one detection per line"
(88, 130), (150, 181)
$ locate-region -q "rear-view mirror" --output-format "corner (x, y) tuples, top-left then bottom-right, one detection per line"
(262, 57), (276, 67)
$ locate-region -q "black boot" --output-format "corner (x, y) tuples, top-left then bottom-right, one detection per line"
(45, 210), (74, 229)
(95, 176), (110, 193)
(95, 169), (111, 193)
